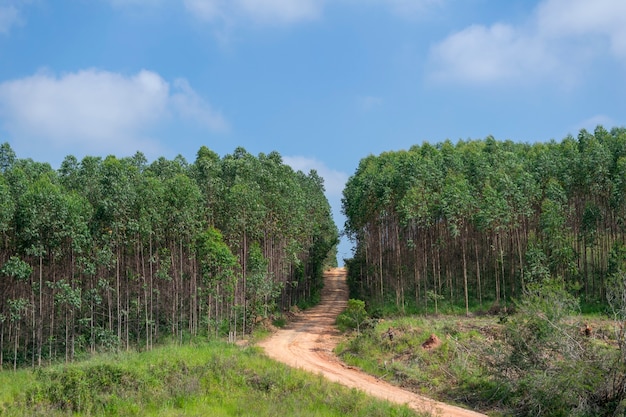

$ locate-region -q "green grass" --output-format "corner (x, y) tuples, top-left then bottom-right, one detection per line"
(336, 308), (625, 417)
(0, 340), (421, 417)
(335, 315), (503, 412)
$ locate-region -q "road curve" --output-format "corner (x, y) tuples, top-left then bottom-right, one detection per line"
(258, 268), (487, 417)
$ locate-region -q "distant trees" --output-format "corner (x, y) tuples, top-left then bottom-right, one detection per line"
(0, 145), (338, 367)
(343, 126), (626, 312)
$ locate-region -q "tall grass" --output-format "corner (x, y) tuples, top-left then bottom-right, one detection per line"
(0, 340), (421, 417)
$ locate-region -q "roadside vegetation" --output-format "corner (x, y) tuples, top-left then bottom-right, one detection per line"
(336, 278), (626, 416)
(0, 340), (419, 417)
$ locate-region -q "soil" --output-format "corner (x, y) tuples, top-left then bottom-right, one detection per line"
(258, 268), (487, 417)
(422, 333), (442, 350)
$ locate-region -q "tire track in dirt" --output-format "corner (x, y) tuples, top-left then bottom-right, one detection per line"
(258, 268), (487, 417)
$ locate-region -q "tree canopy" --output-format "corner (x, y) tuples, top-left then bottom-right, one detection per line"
(343, 126), (626, 314)
(0, 145), (338, 367)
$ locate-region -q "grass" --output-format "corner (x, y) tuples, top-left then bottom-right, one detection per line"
(335, 308), (621, 416)
(0, 339), (421, 417)
(335, 314), (509, 413)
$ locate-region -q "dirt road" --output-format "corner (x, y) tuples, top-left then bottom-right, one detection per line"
(258, 268), (487, 417)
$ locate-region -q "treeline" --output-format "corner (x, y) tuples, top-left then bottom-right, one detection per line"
(343, 126), (626, 314)
(0, 144), (338, 369)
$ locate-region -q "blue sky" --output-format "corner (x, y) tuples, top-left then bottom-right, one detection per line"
(1, 0), (625, 262)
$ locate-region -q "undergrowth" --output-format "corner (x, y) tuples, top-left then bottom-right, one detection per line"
(336, 287), (625, 416)
(335, 315), (499, 412)
(0, 340), (420, 417)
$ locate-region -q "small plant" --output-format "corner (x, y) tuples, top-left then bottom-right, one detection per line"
(337, 299), (369, 334)
(272, 317), (287, 328)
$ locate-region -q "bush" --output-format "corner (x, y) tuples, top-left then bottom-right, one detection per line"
(337, 299), (368, 333)
(496, 278), (623, 416)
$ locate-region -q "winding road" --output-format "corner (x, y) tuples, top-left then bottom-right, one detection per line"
(258, 268), (487, 417)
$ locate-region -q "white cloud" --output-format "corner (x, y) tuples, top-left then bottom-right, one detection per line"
(184, 0), (323, 25)
(536, 0), (626, 58)
(283, 156), (348, 198)
(0, 69), (227, 160)
(429, 0), (626, 85)
(430, 24), (557, 84)
(171, 78), (229, 132)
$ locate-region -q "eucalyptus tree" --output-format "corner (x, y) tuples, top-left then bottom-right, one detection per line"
(161, 171), (204, 340)
(195, 227), (237, 337)
(441, 171), (476, 314)
(92, 156), (141, 348)
(15, 172), (88, 364)
(192, 146), (223, 226)
(0, 176), (15, 258)
(0, 143), (16, 174)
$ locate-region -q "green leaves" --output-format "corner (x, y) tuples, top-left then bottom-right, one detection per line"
(196, 227), (237, 295)
(0, 256), (32, 282)
(337, 299), (368, 334)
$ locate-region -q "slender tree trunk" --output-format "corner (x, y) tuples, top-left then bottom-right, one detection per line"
(116, 246), (121, 348)
(475, 242), (482, 309)
(0, 321), (4, 371)
(379, 226), (384, 304)
(37, 255), (42, 366)
(14, 321), (20, 372)
(516, 228), (525, 293)
(462, 231), (469, 316)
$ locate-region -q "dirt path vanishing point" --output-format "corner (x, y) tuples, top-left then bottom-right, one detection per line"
(258, 268), (487, 417)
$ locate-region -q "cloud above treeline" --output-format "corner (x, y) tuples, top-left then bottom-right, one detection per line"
(0, 69), (227, 159)
(283, 155), (349, 198)
(428, 0), (626, 85)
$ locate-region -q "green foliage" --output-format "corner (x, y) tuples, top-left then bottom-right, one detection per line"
(246, 242), (283, 319)
(0, 256), (32, 282)
(337, 299), (369, 333)
(494, 278), (625, 416)
(336, 282), (626, 417)
(505, 278), (579, 370)
(0, 143), (339, 366)
(343, 127), (626, 313)
(196, 227), (237, 295)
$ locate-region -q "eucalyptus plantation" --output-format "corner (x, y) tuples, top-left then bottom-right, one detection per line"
(0, 145), (338, 367)
(343, 126), (626, 312)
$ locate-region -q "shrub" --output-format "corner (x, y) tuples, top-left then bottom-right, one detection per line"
(337, 299), (368, 333)
(496, 278), (622, 416)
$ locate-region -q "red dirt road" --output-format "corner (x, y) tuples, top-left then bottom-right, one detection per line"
(258, 268), (487, 417)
